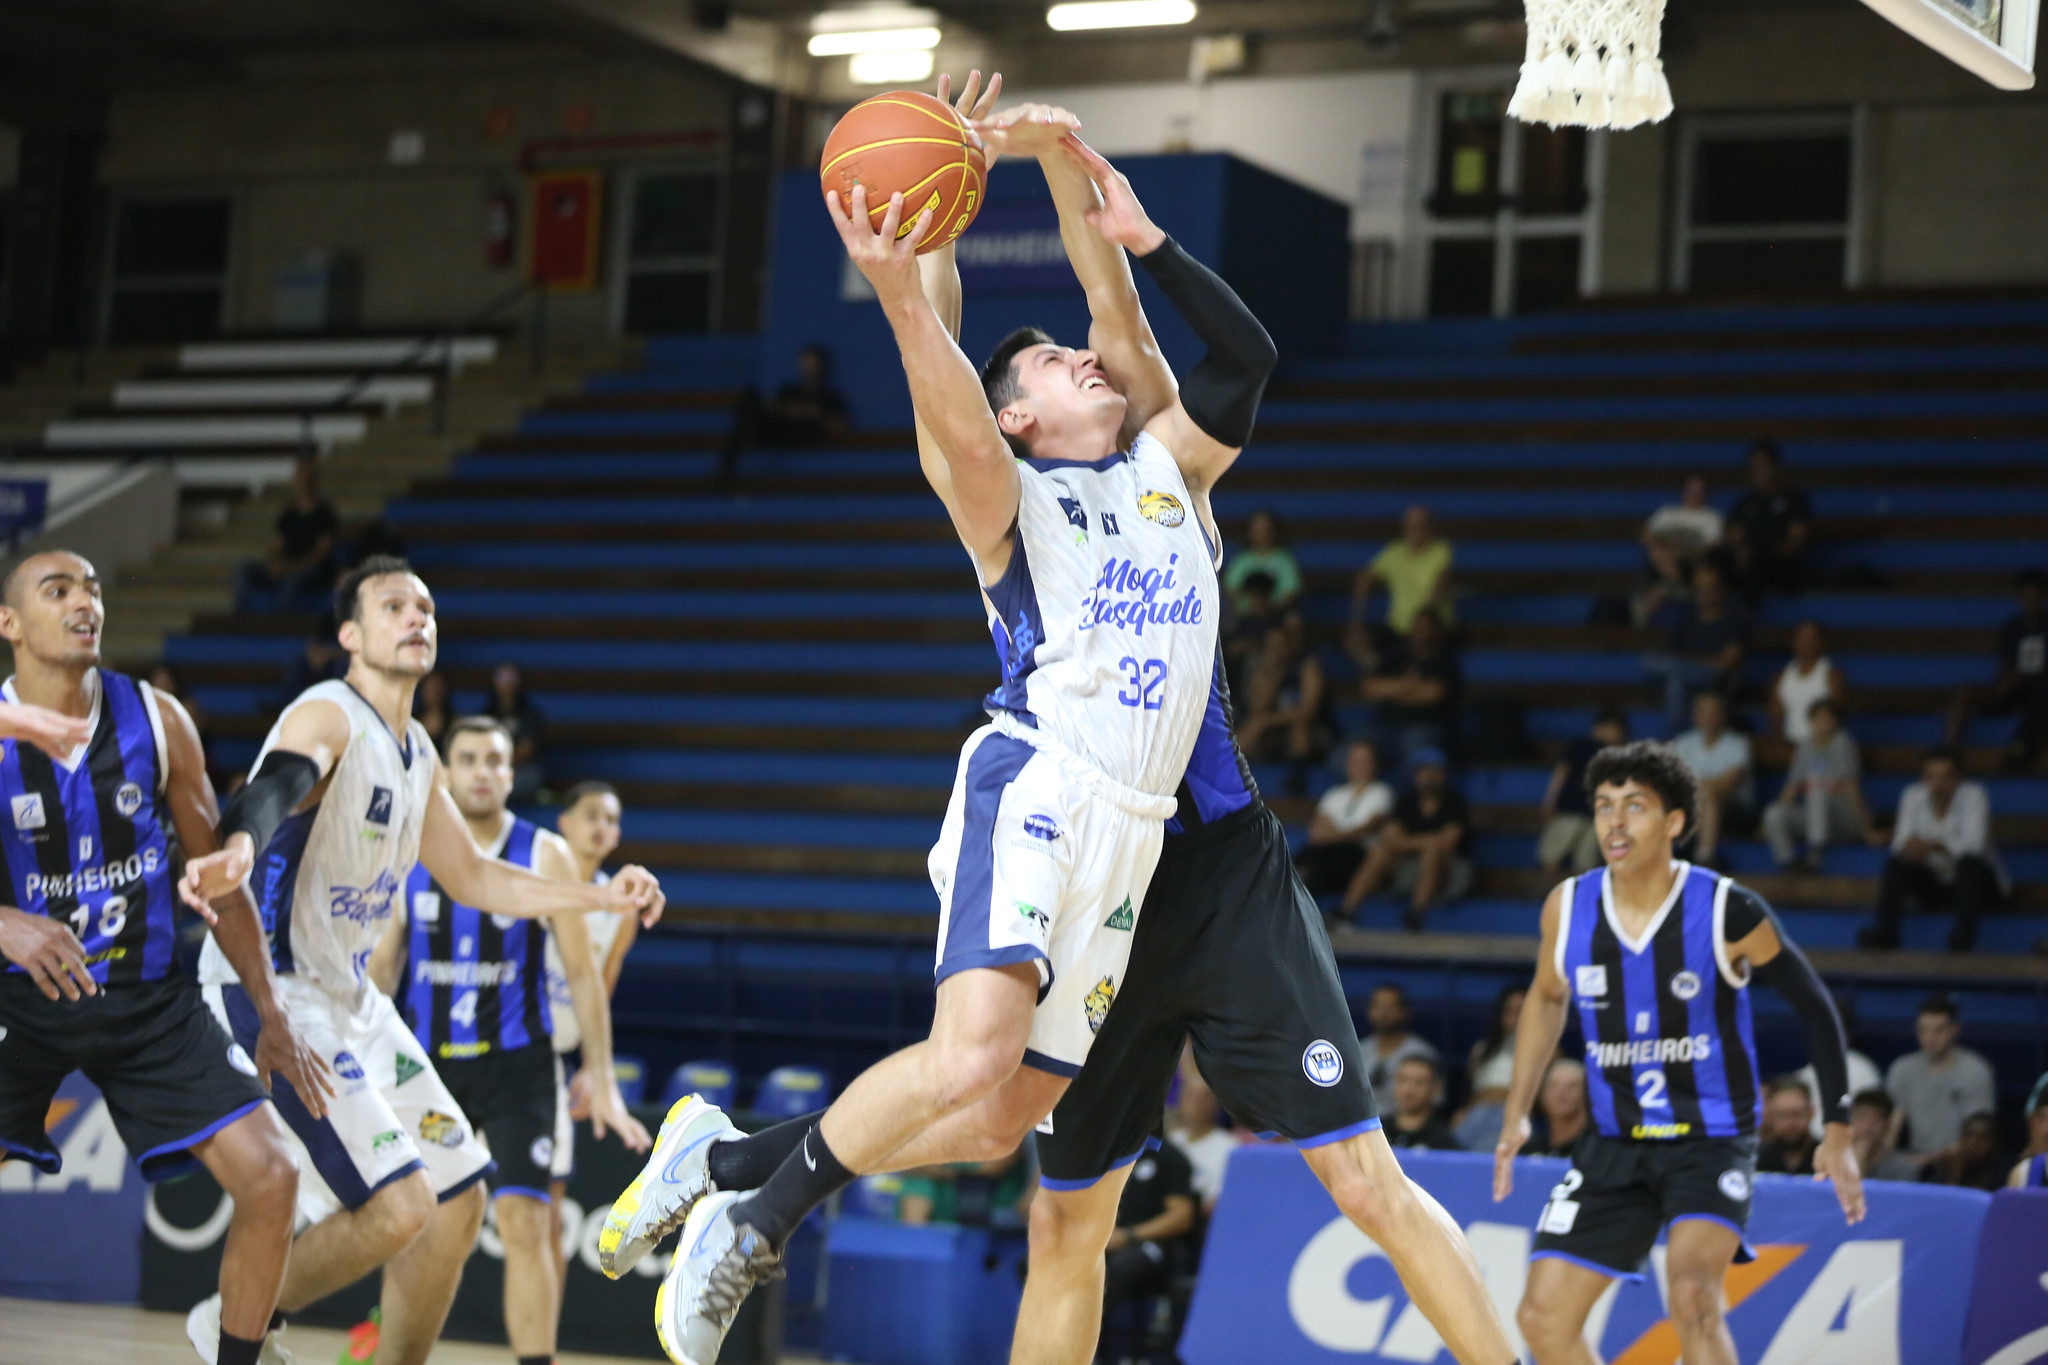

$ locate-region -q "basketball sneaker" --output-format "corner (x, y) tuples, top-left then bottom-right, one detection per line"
(599, 1093), (741, 1278)
(183, 1294), (297, 1365)
(654, 1191), (782, 1365)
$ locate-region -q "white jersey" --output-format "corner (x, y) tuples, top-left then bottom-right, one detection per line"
(983, 431), (1221, 799)
(545, 869), (617, 1053)
(201, 680), (437, 1013)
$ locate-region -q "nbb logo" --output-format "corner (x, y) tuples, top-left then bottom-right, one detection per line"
(1286, 1216), (1908, 1365)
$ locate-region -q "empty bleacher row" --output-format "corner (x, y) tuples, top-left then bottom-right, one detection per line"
(155, 299), (2048, 1115)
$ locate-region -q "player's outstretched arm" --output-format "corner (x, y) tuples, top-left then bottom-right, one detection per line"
(1493, 882), (1573, 1202)
(417, 768), (665, 925)
(827, 182), (1018, 573)
(0, 700), (91, 762)
(535, 829), (650, 1150)
(159, 689), (334, 1114)
(179, 696), (346, 910)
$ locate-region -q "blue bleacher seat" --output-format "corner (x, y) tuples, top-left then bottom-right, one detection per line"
(614, 1055), (647, 1107)
(754, 1065), (831, 1118)
(662, 1059), (737, 1110)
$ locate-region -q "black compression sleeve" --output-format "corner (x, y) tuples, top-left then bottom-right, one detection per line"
(1753, 935), (1852, 1125)
(219, 750), (321, 860)
(1132, 235), (1278, 449)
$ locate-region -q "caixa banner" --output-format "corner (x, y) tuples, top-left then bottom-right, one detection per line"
(1184, 1147), (1992, 1365)
(0, 1074), (148, 1302)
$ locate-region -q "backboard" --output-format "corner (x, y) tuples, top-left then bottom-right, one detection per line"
(1860, 0), (2037, 88)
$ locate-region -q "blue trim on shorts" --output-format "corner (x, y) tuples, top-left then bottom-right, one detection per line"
(1039, 1139), (1161, 1192)
(494, 1184), (553, 1204)
(1528, 1249), (1646, 1284)
(438, 1162), (495, 1203)
(1021, 1048), (1082, 1079)
(135, 1098), (269, 1183)
(1294, 1116), (1384, 1150)
(217, 982), (375, 1210)
(935, 944), (1051, 1000)
(1670, 1212), (1757, 1262)
(938, 734), (1039, 970)
(364, 1159), (427, 1203)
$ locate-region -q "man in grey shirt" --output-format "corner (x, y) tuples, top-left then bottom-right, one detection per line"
(1358, 983), (1438, 1093)
(1886, 995), (1997, 1155)
(1763, 698), (1870, 869)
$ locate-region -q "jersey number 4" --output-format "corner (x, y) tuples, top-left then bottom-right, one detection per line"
(1117, 657), (1167, 710)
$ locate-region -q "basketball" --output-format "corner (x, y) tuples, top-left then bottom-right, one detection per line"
(820, 90), (986, 254)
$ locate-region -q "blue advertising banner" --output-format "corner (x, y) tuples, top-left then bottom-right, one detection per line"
(0, 1074), (147, 1302)
(1959, 1189), (2048, 1365)
(1184, 1147), (1989, 1365)
(0, 478), (48, 540)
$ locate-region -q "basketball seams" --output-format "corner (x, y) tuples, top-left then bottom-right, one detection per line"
(819, 91), (985, 253)
(821, 136), (970, 178)
(861, 96), (969, 134)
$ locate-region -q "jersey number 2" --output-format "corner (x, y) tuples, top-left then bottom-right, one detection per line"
(1637, 1069), (1669, 1110)
(1117, 657), (1166, 710)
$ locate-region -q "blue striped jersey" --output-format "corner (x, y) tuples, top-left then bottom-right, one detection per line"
(1167, 647), (1258, 832)
(0, 672), (176, 986)
(1559, 863), (1763, 1141)
(400, 816), (551, 1059)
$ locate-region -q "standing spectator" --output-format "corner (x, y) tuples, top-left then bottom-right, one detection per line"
(2009, 1073), (2048, 1188)
(1528, 1058), (1591, 1157)
(1339, 749), (1473, 930)
(1725, 439), (1813, 599)
(722, 343), (851, 483)
(1356, 984), (1439, 1094)
(1167, 1056), (1244, 1217)
(1885, 995), (1997, 1156)
(1920, 1113), (2007, 1192)
(1848, 1090), (1922, 1181)
(1454, 985), (1525, 1151)
(485, 661), (547, 800)
(1346, 503), (1454, 667)
(1224, 510), (1302, 613)
(1860, 748), (2007, 952)
(1537, 706), (1628, 874)
(1237, 622), (1332, 782)
(239, 455), (342, 613)
(413, 671), (454, 755)
(1756, 1077), (1819, 1174)
(1671, 692), (1755, 868)
(1359, 607), (1461, 767)
(1294, 739), (1396, 902)
(1640, 473), (1723, 589)
(1770, 620), (1847, 745)
(1100, 1139), (1198, 1325)
(1762, 699), (1870, 870)
(1642, 560), (1749, 730)
(1386, 1056), (1462, 1151)
(1947, 568), (2048, 774)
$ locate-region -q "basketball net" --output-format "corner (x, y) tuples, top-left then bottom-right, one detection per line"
(1508, 0), (1675, 128)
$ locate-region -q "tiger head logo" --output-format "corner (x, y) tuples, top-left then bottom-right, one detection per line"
(419, 1110), (465, 1149)
(1083, 976), (1117, 1034)
(1137, 490), (1185, 527)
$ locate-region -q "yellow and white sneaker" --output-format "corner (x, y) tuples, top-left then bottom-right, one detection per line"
(183, 1294), (296, 1364)
(654, 1191), (782, 1365)
(599, 1094), (741, 1279)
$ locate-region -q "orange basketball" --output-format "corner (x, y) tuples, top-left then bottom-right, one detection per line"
(820, 90), (986, 255)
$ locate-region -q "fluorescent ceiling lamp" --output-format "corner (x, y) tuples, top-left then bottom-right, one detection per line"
(849, 49), (936, 82)
(811, 5), (937, 33)
(809, 25), (941, 54)
(1046, 0), (1197, 31)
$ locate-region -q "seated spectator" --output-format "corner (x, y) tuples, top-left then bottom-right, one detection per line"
(1224, 510), (1302, 614)
(1538, 706), (1628, 874)
(1860, 748), (2007, 952)
(1238, 622), (1333, 780)
(722, 343), (851, 481)
(1886, 995), (1996, 1157)
(1528, 1058), (1590, 1157)
(1642, 560), (1748, 731)
(1920, 1112), (2007, 1192)
(1947, 567), (2048, 774)
(1167, 1054), (1244, 1218)
(1386, 1055), (1461, 1151)
(1346, 503), (1454, 669)
(1725, 439), (1812, 599)
(1756, 1076), (1819, 1174)
(1222, 570), (1289, 694)
(2010, 1073), (2048, 1189)
(1671, 692), (1754, 868)
(1339, 749), (1472, 930)
(1640, 473), (1723, 588)
(1762, 699), (1869, 870)
(485, 661), (547, 800)
(1295, 739), (1396, 902)
(1792, 1002), (1882, 1139)
(1356, 984), (1439, 1094)
(413, 671), (454, 755)
(239, 455), (341, 614)
(1769, 620), (1847, 746)
(897, 1146), (1032, 1228)
(1848, 1089), (1921, 1181)
(1359, 607), (1461, 767)
(1100, 1136), (1198, 1327)
(1454, 985), (1524, 1151)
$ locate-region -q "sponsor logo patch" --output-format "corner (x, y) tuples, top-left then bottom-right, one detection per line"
(366, 786), (393, 826)
(1719, 1169), (1751, 1201)
(413, 890), (441, 924)
(225, 1044), (258, 1077)
(1137, 490), (1185, 527)
(11, 793), (45, 831)
(1084, 976), (1116, 1034)
(394, 1053), (425, 1087)
(333, 1051), (366, 1082)
(1015, 900), (1050, 935)
(1575, 964), (1608, 998)
(1670, 970), (1702, 1001)
(531, 1136), (555, 1170)
(114, 782), (144, 818)
(1302, 1039), (1345, 1088)
(371, 1129), (405, 1155)
(419, 1110), (466, 1148)
(1021, 813), (1062, 843)
(1104, 898), (1135, 931)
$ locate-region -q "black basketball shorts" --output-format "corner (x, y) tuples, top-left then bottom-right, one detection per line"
(1530, 1131), (1760, 1279)
(1036, 802), (1380, 1188)
(0, 972), (270, 1181)
(434, 1042), (563, 1199)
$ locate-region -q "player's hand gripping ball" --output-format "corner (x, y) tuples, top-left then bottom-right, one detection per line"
(820, 89), (986, 254)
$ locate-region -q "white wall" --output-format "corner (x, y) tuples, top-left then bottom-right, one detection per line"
(1027, 71), (1417, 242)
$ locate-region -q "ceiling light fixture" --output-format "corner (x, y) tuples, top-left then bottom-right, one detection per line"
(808, 25), (942, 55)
(849, 49), (937, 82)
(1046, 0), (1198, 31)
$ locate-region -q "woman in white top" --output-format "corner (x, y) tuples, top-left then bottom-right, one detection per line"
(1771, 619), (1847, 744)
(1641, 474), (1724, 586)
(1454, 984), (1525, 1151)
